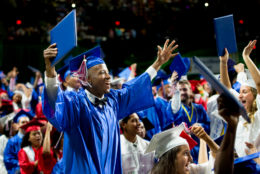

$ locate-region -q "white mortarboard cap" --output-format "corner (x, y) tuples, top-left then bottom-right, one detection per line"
(14, 90), (24, 96)
(145, 123), (188, 158)
(245, 69), (253, 80)
(242, 79), (256, 89)
(25, 82), (33, 89)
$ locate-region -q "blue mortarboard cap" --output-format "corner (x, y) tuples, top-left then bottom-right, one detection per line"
(169, 54), (190, 81)
(118, 67), (131, 81)
(57, 65), (70, 82)
(136, 111), (154, 131)
(50, 10), (77, 66)
(156, 79), (170, 91)
(86, 56), (105, 69)
(69, 45), (105, 72)
(234, 157), (260, 174)
(232, 81), (241, 93)
(152, 69), (170, 87)
(13, 109), (34, 123)
(63, 55), (74, 65)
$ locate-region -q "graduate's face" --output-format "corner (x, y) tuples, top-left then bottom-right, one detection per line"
(175, 145), (193, 174)
(152, 86), (157, 97)
(13, 93), (22, 103)
(177, 83), (192, 103)
(164, 84), (173, 99)
(29, 130), (42, 148)
(88, 64), (111, 97)
(66, 75), (81, 90)
(18, 117), (30, 128)
(203, 82), (211, 94)
(122, 113), (141, 135)
(239, 85), (255, 112)
(137, 121), (146, 138)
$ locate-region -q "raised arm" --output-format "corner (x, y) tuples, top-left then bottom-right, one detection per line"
(44, 43), (57, 78)
(42, 122), (52, 155)
(214, 94), (240, 174)
(242, 40), (260, 93)
(219, 48), (232, 89)
(151, 39), (179, 71)
(191, 125), (219, 156)
(43, 43), (59, 111)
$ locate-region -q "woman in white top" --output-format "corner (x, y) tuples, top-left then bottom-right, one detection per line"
(120, 113), (152, 173)
(220, 40), (260, 157)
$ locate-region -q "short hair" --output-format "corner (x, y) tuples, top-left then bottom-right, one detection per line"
(177, 80), (191, 88)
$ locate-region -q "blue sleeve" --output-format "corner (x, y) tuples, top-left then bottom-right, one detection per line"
(154, 98), (174, 129)
(42, 86), (80, 132)
(52, 158), (65, 174)
(3, 140), (19, 173)
(30, 89), (39, 113)
(116, 73), (155, 120)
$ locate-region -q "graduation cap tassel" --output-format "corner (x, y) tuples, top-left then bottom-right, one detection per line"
(72, 55), (92, 88)
(54, 132), (64, 150)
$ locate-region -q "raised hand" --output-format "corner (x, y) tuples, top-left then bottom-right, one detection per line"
(152, 39), (178, 71)
(219, 48), (229, 63)
(43, 43), (58, 66)
(243, 40), (257, 58)
(191, 125), (207, 140)
(43, 43), (57, 77)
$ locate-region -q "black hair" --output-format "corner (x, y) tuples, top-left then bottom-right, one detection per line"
(21, 132), (31, 148)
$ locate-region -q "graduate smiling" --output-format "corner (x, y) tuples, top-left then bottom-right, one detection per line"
(42, 39), (178, 174)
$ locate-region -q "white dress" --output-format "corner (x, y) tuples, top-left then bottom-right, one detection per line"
(230, 89), (260, 157)
(0, 135), (8, 174)
(189, 152), (215, 174)
(207, 94), (226, 140)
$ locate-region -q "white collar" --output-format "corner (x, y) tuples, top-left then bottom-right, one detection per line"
(85, 89), (104, 104)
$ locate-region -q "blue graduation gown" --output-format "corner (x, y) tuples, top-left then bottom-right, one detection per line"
(3, 133), (23, 174)
(30, 89), (39, 114)
(51, 158), (65, 174)
(42, 73), (154, 174)
(154, 97), (171, 130)
(166, 103), (211, 164)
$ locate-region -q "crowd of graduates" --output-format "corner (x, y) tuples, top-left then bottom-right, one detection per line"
(0, 38), (259, 174)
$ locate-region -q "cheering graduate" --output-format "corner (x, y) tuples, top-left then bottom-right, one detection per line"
(149, 123), (215, 174)
(18, 120), (56, 174)
(219, 40), (260, 157)
(4, 110), (33, 174)
(165, 79), (210, 163)
(42, 39), (179, 173)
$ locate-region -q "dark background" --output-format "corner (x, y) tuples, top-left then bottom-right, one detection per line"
(0, 0), (259, 83)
